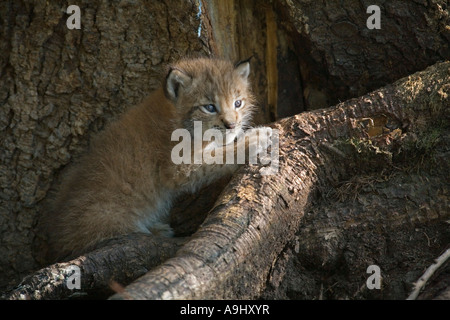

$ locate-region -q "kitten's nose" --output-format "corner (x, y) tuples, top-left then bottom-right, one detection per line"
(224, 121), (236, 129)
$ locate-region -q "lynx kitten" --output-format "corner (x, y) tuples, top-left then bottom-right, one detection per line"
(45, 57), (271, 261)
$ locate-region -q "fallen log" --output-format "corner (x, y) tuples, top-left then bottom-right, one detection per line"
(3, 234), (186, 299)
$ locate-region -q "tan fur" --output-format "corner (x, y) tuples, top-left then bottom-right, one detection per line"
(45, 57), (263, 261)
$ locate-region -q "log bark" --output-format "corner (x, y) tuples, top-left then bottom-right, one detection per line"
(3, 234), (185, 300)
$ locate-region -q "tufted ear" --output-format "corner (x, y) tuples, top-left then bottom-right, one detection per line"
(234, 57), (252, 80)
(165, 67), (192, 101)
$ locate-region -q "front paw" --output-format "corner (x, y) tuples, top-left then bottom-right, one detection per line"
(246, 126), (273, 162)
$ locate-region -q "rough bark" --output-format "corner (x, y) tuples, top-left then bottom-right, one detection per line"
(262, 173), (450, 299)
(276, 0), (450, 111)
(3, 234), (186, 300)
(0, 0), (209, 290)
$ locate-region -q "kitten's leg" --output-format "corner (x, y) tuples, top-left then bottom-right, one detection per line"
(148, 222), (175, 237)
(134, 195), (175, 237)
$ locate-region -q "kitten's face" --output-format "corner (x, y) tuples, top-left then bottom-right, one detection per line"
(165, 58), (256, 145)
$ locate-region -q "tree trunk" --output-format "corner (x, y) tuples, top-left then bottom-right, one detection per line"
(4, 61), (448, 300)
(275, 0), (450, 111)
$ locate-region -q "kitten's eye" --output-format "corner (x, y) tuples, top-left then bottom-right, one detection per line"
(201, 104), (217, 113)
(234, 100), (242, 108)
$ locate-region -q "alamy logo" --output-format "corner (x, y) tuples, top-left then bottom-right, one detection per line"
(66, 265), (81, 290)
(171, 121), (279, 175)
(66, 5), (81, 30)
(366, 265), (381, 289)
(366, 5), (381, 29)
